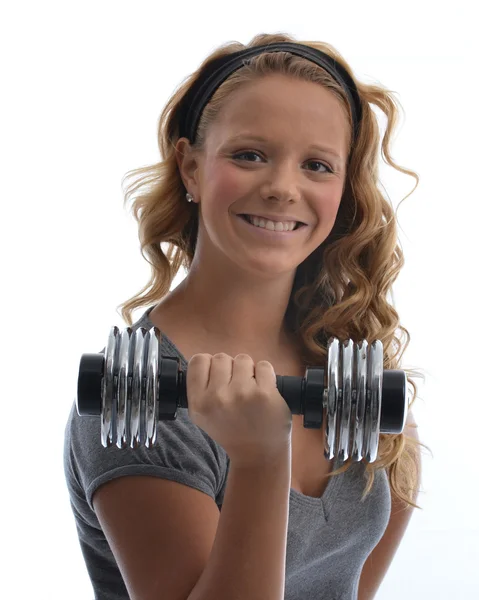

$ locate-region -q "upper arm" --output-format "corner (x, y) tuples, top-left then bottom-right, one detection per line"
(92, 475), (220, 600)
(357, 410), (422, 600)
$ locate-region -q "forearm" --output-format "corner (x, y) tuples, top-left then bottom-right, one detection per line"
(187, 447), (292, 600)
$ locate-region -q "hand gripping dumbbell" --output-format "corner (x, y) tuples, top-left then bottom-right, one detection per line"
(76, 325), (408, 464)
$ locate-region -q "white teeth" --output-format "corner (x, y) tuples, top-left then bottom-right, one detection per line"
(245, 215), (298, 232)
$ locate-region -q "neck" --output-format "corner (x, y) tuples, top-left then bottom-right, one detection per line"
(160, 270), (297, 351)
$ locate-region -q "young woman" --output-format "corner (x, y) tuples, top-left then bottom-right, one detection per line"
(64, 32), (425, 600)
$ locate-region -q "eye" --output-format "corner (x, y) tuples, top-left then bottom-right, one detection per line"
(232, 150), (334, 173)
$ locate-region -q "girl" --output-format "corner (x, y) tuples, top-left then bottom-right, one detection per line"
(64, 32), (425, 600)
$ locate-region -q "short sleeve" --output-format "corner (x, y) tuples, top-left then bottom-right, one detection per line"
(66, 352), (229, 513)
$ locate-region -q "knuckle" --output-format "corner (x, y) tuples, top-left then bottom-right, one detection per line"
(207, 393), (227, 411)
(255, 388), (271, 403)
(235, 388), (252, 401)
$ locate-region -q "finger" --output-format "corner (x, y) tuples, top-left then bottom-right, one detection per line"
(207, 353), (233, 388)
(253, 360), (277, 387)
(230, 354), (255, 383)
(186, 354), (212, 393)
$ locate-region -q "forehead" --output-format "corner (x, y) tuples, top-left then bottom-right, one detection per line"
(207, 74), (350, 155)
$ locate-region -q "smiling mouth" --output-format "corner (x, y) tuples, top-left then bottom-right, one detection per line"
(238, 214), (306, 231)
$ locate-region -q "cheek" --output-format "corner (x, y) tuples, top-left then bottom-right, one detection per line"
(308, 195), (342, 240)
(312, 190), (342, 222)
(205, 162), (250, 205)
(325, 199), (342, 224)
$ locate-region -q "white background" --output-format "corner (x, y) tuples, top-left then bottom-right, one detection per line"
(1, 1), (477, 598)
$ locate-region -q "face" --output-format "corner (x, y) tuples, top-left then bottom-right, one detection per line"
(177, 74), (350, 278)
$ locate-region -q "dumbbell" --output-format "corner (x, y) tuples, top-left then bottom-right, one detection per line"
(76, 325), (408, 464)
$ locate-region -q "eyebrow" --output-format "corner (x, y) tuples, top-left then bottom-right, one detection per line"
(225, 133), (343, 161)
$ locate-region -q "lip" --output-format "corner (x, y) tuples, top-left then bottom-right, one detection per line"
(239, 213), (306, 225)
(235, 214), (307, 240)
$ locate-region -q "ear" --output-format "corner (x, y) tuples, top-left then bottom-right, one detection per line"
(175, 137), (202, 200)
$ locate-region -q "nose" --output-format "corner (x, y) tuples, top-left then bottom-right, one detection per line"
(261, 161), (301, 203)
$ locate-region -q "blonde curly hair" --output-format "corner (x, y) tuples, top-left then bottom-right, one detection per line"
(117, 32), (430, 510)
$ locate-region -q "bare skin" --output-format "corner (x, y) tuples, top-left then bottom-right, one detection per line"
(150, 73), (350, 496)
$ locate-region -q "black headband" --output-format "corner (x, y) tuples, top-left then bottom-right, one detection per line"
(177, 42), (363, 145)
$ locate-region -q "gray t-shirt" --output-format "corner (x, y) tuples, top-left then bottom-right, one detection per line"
(63, 305), (391, 600)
